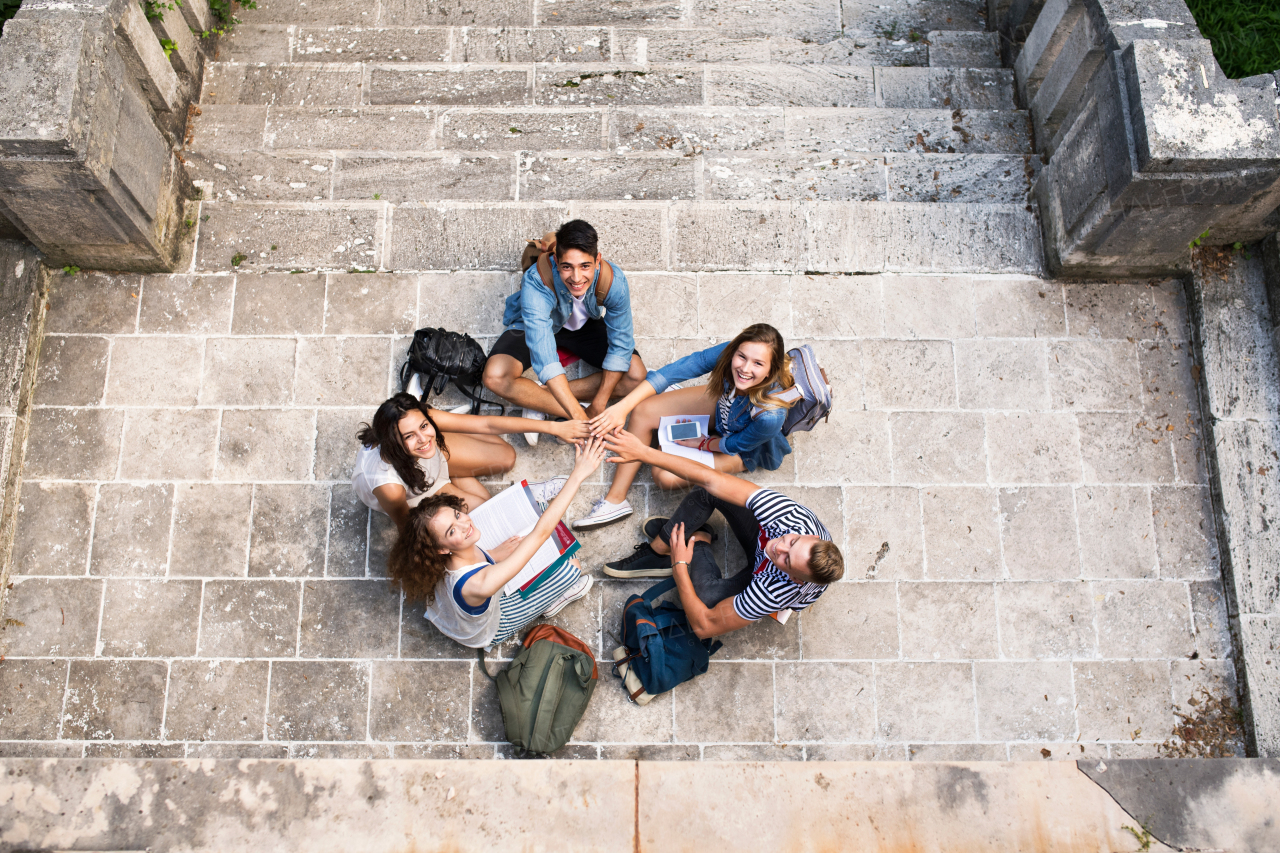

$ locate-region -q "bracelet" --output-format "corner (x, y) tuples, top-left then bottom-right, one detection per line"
(673, 560), (689, 569)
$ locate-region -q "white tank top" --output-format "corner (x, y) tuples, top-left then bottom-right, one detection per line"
(421, 556), (502, 649)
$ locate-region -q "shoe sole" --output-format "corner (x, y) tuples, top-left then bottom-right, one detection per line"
(542, 575), (594, 617)
(601, 566), (674, 579)
(571, 506), (634, 530)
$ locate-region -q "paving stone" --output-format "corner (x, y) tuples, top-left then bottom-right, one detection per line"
(11, 482), (95, 577)
(792, 275), (883, 338)
(119, 409), (220, 480)
(773, 36), (927, 67)
(327, 484), (370, 577)
(266, 106), (438, 150)
(569, 203), (667, 270)
(881, 274), (974, 339)
(1064, 282), (1157, 341)
(199, 580), (301, 657)
(189, 150), (330, 202)
(289, 743), (395, 758)
(137, 275), (235, 333)
(573, 672), (674, 744)
(887, 153), (1029, 204)
(1171, 658), (1239, 713)
(188, 105), (270, 152)
(522, 154), (694, 202)
(804, 743), (907, 760)
(974, 278), (1065, 338)
(370, 67), (531, 106)
(974, 661), (1074, 741)
(891, 413), (986, 484)
(89, 484), (174, 577)
(367, 510), (398, 579)
(44, 272), (140, 335)
(704, 154), (885, 202)
(536, 68), (702, 107)
(995, 581), (1096, 660)
(294, 26), (451, 62)
(703, 744), (805, 760)
(694, 273), (792, 338)
(250, 0), (376, 24)
(104, 337), (202, 407)
(878, 68), (1016, 110)
(1008, 741), (1107, 761)
(707, 66), (874, 107)
(800, 581), (897, 659)
(200, 338), (298, 406)
(1076, 486), (1157, 580)
(998, 487), (1081, 580)
(1094, 580), (1194, 660)
(216, 409), (317, 481)
(315, 408), (369, 481)
(986, 413), (1082, 485)
(1073, 661), (1172, 742)
(219, 24), (292, 62)
(231, 272), (326, 333)
(205, 64), (362, 107)
(921, 487), (1001, 580)
(841, 0), (986, 34)
(0, 578), (102, 657)
(672, 662), (774, 743)
(441, 108), (603, 151)
(955, 340), (1048, 410)
(99, 580), (201, 657)
(249, 484), (330, 577)
(907, 742), (1007, 761)
(624, 273), (696, 339)
(548, 0), (681, 26)
(1077, 413), (1176, 484)
(83, 743), (186, 758)
(398, 596), (473, 659)
(928, 31), (1000, 68)
(0, 743), (82, 757)
(378, 0), (533, 26)
(0, 660), (67, 740)
(1189, 581), (1233, 660)
(32, 335), (108, 406)
(1047, 340), (1142, 411)
(612, 29), (756, 62)
(369, 661), (470, 741)
(774, 662), (874, 741)
(300, 579), (400, 657)
(395, 744), (498, 759)
(23, 408), (123, 480)
(787, 109), (1031, 156)
(796, 410), (891, 484)
(900, 581), (998, 659)
(875, 662), (976, 741)
(459, 26), (610, 62)
(267, 661), (370, 740)
(168, 484), (252, 578)
(610, 107), (783, 154)
(1150, 486), (1218, 581)
(62, 660), (167, 741)
(184, 743), (289, 758)
(196, 204), (383, 273)
(318, 274), (414, 336)
(862, 340), (954, 409)
(294, 337), (391, 406)
(842, 485), (922, 580)
(337, 153), (515, 202)
(389, 203), (567, 270)
(1139, 340), (1199, 421)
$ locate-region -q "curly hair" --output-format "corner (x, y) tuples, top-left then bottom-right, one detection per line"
(387, 493), (466, 605)
(706, 324), (797, 412)
(356, 393), (449, 495)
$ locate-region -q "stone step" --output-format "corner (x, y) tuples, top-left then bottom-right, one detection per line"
(202, 62), (1016, 111)
(187, 200), (1043, 275)
(185, 149), (1031, 205)
(189, 105), (1031, 157)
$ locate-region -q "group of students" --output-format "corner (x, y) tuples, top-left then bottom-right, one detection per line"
(351, 219), (845, 652)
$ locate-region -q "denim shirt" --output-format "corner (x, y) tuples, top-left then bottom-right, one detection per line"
(646, 341), (791, 472)
(501, 260), (636, 384)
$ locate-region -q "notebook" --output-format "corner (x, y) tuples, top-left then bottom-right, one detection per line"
(469, 480), (580, 598)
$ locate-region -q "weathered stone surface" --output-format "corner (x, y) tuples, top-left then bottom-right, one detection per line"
(370, 67), (531, 106)
(0, 578), (102, 657)
(199, 579), (301, 657)
(62, 660), (167, 740)
(266, 107), (437, 150)
(32, 335), (108, 406)
(196, 203), (384, 272)
(99, 579), (201, 657)
(707, 66), (874, 107)
(337, 153), (515, 202)
(169, 484), (253, 576)
(787, 109), (1032, 155)
(536, 68), (702, 107)
(89, 484), (174, 577)
(441, 108), (603, 151)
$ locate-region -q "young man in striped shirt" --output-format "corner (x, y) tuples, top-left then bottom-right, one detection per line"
(601, 430), (844, 639)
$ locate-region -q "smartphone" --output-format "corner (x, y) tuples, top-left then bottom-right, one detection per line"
(665, 421), (702, 442)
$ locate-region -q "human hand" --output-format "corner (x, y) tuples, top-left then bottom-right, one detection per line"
(571, 435), (608, 479)
(555, 419), (590, 444)
(669, 522), (695, 573)
(588, 404), (627, 437)
(585, 398), (607, 420)
(489, 535), (524, 562)
(602, 428), (648, 464)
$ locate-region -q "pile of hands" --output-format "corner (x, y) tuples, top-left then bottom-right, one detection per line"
(554, 407), (705, 452)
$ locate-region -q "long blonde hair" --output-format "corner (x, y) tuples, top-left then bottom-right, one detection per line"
(706, 324), (797, 411)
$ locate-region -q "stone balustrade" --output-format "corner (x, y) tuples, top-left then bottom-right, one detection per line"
(0, 0), (210, 271)
(990, 0), (1280, 276)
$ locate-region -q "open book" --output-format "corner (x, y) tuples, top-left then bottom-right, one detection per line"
(470, 481), (580, 598)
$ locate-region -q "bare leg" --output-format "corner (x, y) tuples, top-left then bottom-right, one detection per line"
(603, 385), (717, 504)
(652, 451), (747, 491)
(441, 432), (516, 478)
(438, 479), (491, 511)
(482, 354), (580, 418)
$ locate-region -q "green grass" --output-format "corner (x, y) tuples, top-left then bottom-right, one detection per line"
(1186, 0), (1280, 79)
(1, 0), (23, 35)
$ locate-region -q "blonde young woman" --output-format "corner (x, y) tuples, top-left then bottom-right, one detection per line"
(572, 323), (799, 530)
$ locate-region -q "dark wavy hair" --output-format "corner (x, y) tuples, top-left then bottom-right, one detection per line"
(387, 493), (465, 605)
(356, 393), (449, 494)
(706, 324), (797, 411)
(555, 219), (598, 259)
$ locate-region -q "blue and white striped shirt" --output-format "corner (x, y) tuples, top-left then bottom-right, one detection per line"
(732, 489), (832, 621)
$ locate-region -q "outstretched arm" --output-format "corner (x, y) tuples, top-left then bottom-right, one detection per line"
(429, 408), (589, 443)
(588, 379), (656, 436)
(602, 429), (758, 507)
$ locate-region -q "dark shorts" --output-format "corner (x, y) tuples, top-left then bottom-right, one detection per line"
(488, 320), (640, 374)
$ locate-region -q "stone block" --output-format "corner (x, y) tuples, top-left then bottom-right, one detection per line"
(368, 661), (470, 741)
(975, 661), (1075, 741)
(319, 273), (416, 335)
(196, 204), (383, 273)
(800, 581), (897, 659)
(921, 487), (1002, 580)
(695, 273), (792, 337)
(974, 278), (1066, 338)
(0, 659), (67, 740)
(458, 26), (609, 62)
(771, 662), (874, 742)
(522, 154), (694, 202)
(787, 109), (1031, 156)
(1073, 661), (1172, 743)
(1150, 486), (1219, 581)
(996, 580), (1095, 659)
(218, 23), (289, 62)
(802, 202), (890, 272)
(568, 203), (667, 270)
(796, 410), (891, 484)
(572, 666), (674, 745)
(89, 484), (174, 577)
(1063, 282), (1159, 341)
(169, 484), (253, 577)
(216, 409), (316, 481)
(1240, 615), (1280, 756)
(250, 0), (377, 24)
(117, 0), (182, 113)
(23, 408), (123, 480)
(294, 26), (449, 62)
(986, 413), (1082, 485)
(33, 335), (108, 406)
(625, 273), (696, 339)
(879, 68), (1016, 110)
(327, 483), (370, 577)
(199, 579), (301, 657)
(206, 63), (361, 106)
(44, 273), (140, 335)
(137, 275), (234, 333)
(1213, 419), (1280, 613)
(842, 485), (922, 580)
(104, 336), (202, 406)
(1190, 581), (1233, 660)
(441, 107), (603, 151)
(1077, 412), (1176, 484)
(370, 67), (531, 106)
(188, 150), (330, 202)
(378, 0), (533, 26)
(336, 153), (515, 203)
(672, 662), (774, 742)
(267, 661), (369, 741)
(1049, 339), (1143, 412)
(119, 408), (220, 479)
(99, 579), (201, 657)
(294, 337), (391, 406)
(1094, 580), (1194, 659)
(536, 68), (702, 107)
(266, 106), (436, 151)
(1076, 485), (1157, 579)
(862, 340), (956, 411)
(704, 154), (885, 202)
(231, 272), (326, 334)
(0, 578), (102, 657)
(610, 107), (783, 153)
(11, 482), (95, 576)
(201, 337), (297, 406)
(300, 579), (400, 657)
(62, 660), (167, 741)
(792, 275), (883, 338)
(955, 340), (1048, 410)
(875, 662), (976, 741)
(389, 203), (567, 270)
(900, 581), (999, 658)
(165, 660), (270, 742)
(998, 487), (1081, 580)
(400, 597), (471, 660)
(249, 484), (331, 577)
(707, 66), (874, 107)
(890, 412), (986, 484)
(881, 274), (975, 339)
(189, 104), (269, 151)
(887, 153), (1030, 204)
(928, 31), (1001, 68)
(1139, 340), (1199, 424)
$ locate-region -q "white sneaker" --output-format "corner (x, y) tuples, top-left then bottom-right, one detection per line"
(449, 403), (472, 414)
(528, 476), (569, 504)
(572, 497), (633, 530)
(663, 382), (683, 393)
(406, 373), (424, 398)
(542, 574), (593, 618)
(522, 407), (546, 446)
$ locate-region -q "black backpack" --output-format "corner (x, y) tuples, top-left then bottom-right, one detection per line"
(399, 327), (502, 415)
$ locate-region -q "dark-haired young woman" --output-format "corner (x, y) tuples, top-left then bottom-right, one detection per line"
(353, 393), (589, 530)
(573, 323), (799, 530)
(388, 438), (607, 649)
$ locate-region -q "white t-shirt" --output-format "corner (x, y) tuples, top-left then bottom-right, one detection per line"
(351, 443), (450, 513)
(563, 293), (590, 331)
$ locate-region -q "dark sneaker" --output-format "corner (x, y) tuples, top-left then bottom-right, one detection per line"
(603, 543), (673, 578)
(640, 515), (718, 543)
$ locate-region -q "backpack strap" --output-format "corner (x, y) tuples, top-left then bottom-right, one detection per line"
(476, 646), (498, 681)
(641, 578), (677, 603)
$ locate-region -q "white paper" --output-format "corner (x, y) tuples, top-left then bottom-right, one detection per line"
(658, 415), (714, 467)
(467, 482), (570, 596)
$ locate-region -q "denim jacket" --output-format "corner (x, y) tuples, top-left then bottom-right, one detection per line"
(647, 341), (791, 472)
(501, 260), (636, 384)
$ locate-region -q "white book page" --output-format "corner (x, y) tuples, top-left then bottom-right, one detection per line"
(658, 415), (714, 467)
(471, 482), (540, 550)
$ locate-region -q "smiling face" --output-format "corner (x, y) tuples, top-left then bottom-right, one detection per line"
(730, 341), (773, 392)
(764, 533), (819, 582)
(557, 247), (599, 298)
(397, 411), (438, 460)
(427, 504), (481, 555)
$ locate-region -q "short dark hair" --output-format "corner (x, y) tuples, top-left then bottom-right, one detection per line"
(555, 219), (598, 259)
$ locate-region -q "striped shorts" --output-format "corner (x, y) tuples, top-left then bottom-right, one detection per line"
(491, 556), (582, 645)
